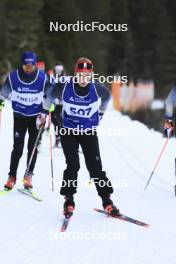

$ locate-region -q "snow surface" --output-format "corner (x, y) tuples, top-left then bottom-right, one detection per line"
(1, 101), (176, 264)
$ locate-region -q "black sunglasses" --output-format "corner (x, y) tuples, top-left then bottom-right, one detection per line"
(77, 63), (93, 70)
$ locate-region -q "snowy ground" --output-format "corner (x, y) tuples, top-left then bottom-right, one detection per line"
(1, 101), (176, 264)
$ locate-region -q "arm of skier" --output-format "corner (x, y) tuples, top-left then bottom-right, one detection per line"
(0, 75), (12, 111)
(43, 78), (64, 113)
(164, 87), (176, 137)
(36, 77), (64, 128)
(0, 76), (12, 101)
(94, 81), (111, 120)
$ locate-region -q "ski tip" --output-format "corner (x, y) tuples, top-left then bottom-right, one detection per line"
(144, 224), (150, 228)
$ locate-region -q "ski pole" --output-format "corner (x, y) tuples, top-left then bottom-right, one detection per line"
(24, 125), (44, 176)
(49, 113), (54, 191)
(174, 158), (176, 196)
(0, 101), (5, 133)
(173, 117), (176, 196)
(0, 111), (2, 134)
(144, 137), (170, 191)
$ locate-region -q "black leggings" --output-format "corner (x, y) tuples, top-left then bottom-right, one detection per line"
(9, 115), (39, 177)
(60, 130), (113, 198)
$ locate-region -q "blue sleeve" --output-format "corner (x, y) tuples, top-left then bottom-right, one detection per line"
(0, 75), (12, 100)
(94, 81), (111, 113)
(42, 77), (64, 112)
(165, 87), (176, 118)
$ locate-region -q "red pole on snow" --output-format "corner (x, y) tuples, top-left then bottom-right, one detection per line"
(144, 137), (170, 191)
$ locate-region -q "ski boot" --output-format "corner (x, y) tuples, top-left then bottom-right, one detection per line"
(23, 172), (33, 189)
(102, 196), (120, 217)
(4, 176), (16, 190)
(63, 196), (75, 218)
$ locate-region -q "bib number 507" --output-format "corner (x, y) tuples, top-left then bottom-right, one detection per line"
(70, 107), (92, 116)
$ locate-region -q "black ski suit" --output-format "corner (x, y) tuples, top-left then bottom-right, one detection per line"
(50, 80), (113, 199)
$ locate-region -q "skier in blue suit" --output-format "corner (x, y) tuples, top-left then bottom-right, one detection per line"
(0, 51), (54, 190)
(57, 57), (120, 217)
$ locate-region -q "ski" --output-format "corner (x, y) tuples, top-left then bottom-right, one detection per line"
(94, 208), (149, 228)
(17, 188), (43, 202)
(0, 188), (42, 201)
(0, 189), (13, 196)
(60, 215), (72, 232)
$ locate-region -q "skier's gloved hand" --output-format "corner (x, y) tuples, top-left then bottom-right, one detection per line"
(99, 112), (104, 121)
(164, 119), (174, 138)
(49, 104), (55, 112)
(0, 100), (5, 111)
(36, 113), (47, 129)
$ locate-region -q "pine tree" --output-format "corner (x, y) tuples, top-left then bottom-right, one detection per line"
(4, 0), (44, 66)
(0, 0), (9, 60)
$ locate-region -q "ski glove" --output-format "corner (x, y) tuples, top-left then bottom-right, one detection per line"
(99, 112), (104, 121)
(0, 100), (5, 111)
(36, 113), (47, 129)
(49, 104), (55, 112)
(164, 119), (174, 138)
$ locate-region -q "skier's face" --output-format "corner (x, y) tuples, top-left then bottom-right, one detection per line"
(75, 72), (92, 87)
(55, 65), (64, 76)
(22, 64), (35, 74)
